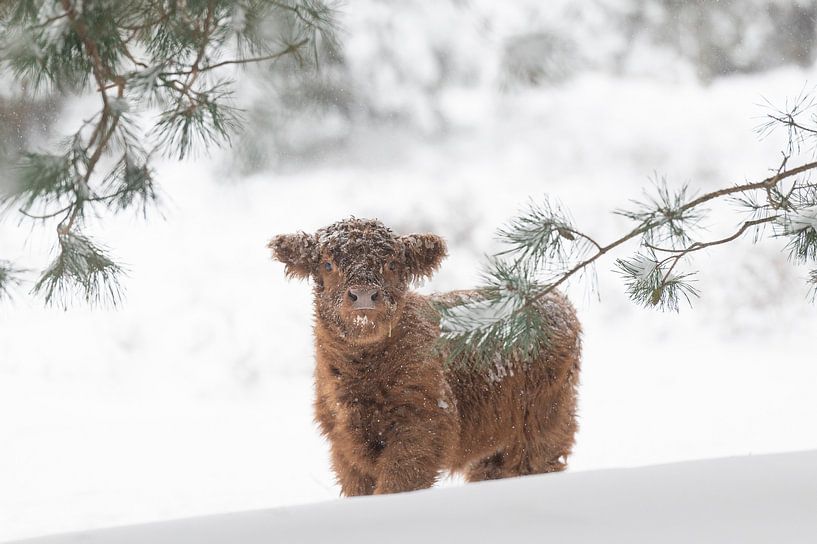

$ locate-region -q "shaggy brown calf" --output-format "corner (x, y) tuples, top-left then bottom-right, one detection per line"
(269, 218), (581, 495)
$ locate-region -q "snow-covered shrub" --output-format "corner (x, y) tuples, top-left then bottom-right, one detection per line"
(616, 0), (817, 80)
(499, 31), (579, 89)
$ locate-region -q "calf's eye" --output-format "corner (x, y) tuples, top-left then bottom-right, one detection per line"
(324, 262), (333, 272)
(388, 261), (397, 271)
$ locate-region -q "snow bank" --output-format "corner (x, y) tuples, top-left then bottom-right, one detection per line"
(9, 450), (816, 544)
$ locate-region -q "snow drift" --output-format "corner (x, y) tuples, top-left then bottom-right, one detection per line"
(10, 450), (817, 544)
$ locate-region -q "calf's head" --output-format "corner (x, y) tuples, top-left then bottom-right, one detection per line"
(269, 218), (447, 345)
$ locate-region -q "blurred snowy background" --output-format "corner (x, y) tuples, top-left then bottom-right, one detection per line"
(2, 0), (817, 540)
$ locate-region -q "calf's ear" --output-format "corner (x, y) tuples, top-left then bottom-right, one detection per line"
(268, 232), (317, 280)
(400, 233), (448, 281)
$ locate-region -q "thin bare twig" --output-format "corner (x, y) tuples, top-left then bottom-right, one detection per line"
(19, 205), (73, 220)
(159, 39), (309, 76)
(560, 227), (604, 251)
(766, 113), (817, 137)
(655, 216), (779, 284)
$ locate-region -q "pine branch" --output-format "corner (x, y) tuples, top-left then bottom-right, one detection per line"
(438, 158), (817, 365)
(531, 159), (817, 305)
(0, 0), (339, 307)
(618, 217), (777, 310)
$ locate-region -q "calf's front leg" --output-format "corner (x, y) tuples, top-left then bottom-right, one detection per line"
(331, 448), (376, 496)
(373, 416), (451, 494)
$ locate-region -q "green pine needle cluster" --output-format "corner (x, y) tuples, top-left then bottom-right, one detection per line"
(615, 178), (705, 248)
(32, 231), (124, 307)
(0, 260), (25, 302)
(615, 253), (699, 311)
(0, 0), (338, 306)
(496, 198), (590, 267)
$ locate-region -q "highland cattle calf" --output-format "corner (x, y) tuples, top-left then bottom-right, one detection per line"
(269, 218), (581, 495)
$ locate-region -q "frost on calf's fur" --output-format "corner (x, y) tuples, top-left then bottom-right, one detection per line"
(353, 315), (375, 328)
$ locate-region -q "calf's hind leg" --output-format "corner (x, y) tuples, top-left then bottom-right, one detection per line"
(464, 449), (508, 482)
(464, 442), (568, 483)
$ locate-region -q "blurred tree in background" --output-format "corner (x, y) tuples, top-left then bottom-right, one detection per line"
(237, 0), (817, 168)
(0, 0), (337, 306)
(617, 0), (817, 80)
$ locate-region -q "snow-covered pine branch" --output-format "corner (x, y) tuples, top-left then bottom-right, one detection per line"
(437, 91), (817, 367)
(436, 259), (551, 369)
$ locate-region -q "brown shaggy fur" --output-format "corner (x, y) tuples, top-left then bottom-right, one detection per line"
(269, 218), (581, 496)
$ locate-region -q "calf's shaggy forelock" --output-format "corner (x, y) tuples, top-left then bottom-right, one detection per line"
(270, 217), (581, 495)
(269, 218), (446, 283)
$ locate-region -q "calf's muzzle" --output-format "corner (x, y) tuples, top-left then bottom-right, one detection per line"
(348, 286), (380, 310)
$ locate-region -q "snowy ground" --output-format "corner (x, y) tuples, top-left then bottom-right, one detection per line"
(3, 66), (817, 541)
(10, 451), (817, 544)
